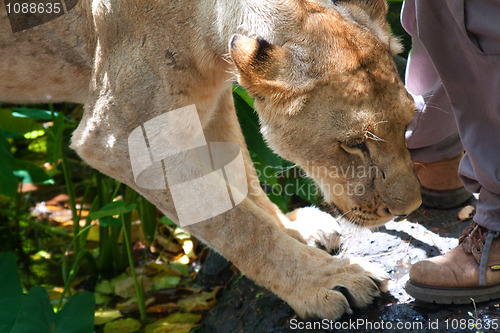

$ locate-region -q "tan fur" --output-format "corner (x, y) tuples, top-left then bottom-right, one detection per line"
(0, 0), (420, 319)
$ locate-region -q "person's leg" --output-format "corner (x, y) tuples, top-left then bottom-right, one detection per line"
(402, 0), (470, 208)
(403, 0), (500, 303)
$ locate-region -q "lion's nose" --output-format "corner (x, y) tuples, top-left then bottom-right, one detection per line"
(384, 195), (422, 217)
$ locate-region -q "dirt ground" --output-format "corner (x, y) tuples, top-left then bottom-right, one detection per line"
(198, 197), (500, 332)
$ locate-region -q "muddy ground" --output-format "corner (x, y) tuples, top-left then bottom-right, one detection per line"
(198, 197), (500, 332)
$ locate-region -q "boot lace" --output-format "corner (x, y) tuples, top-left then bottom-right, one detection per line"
(459, 222), (500, 285)
(459, 223), (487, 254)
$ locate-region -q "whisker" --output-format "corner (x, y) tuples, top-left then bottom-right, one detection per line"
(365, 131), (386, 142)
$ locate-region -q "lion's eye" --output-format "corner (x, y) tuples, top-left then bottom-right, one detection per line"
(345, 142), (365, 150)
(341, 141), (367, 153)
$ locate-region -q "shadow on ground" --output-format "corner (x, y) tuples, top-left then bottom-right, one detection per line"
(199, 197), (500, 332)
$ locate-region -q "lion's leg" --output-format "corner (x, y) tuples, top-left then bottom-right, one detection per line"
(187, 199), (387, 319)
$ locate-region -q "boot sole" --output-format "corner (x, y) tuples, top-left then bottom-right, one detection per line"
(405, 280), (500, 304)
(421, 186), (473, 209)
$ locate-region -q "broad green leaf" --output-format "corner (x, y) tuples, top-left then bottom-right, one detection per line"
(233, 87), (283, 167)
(251, 154), (287, 211)
(9, 286), (55, 333)
(0, 252), (23, 332)
(295, 173), (318, 205)
(90, 201), (137, 220)
(233, 85), (254, 107)
(55, 292), (95, 333)
(98, 216), (122, 227)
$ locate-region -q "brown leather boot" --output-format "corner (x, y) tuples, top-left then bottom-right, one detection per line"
(405, 223), (500, 303)
(414, 154), (472, 209)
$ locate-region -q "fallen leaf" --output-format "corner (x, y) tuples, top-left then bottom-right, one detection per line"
(94, 309), (122, 326)
(146, 262), (183, 276)
(177, 287), (220, 312)
(144, 313), (201, 333)
(49, 209), (73, 223)
(115, 275), (153, 298)
(146, 302), (179, 314)
(86, 224), (100, 242)
(164, 312), (201, 324)
(110, 272), (129, 287)
(458, 205), (475, 220)
(94, 292), (111, 305)
(146, 322), (196, 333)
(95, 280), (114, 295)
(103, 318), (141, 333)
(153, 274), (181, 290)
(116, 297), (155, 314)
(169, 263), (189, 276)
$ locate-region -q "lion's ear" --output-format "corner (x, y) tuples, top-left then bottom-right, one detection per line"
(334, 0), (402, 54)
(335, 0), (388, 21)
(229, 34), (291, 98)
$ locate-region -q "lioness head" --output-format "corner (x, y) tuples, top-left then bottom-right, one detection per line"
(230, 0), (421, 227)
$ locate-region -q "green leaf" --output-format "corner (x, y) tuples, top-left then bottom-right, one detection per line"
(169, 263), (189, 276)
(90, 201), (137, 220)
(9, 286), (56, 333)
(233, 85), (255, 108)
(103, 318), (141, 333)
(295, 174), (318, 205)
(164, 312), (201, 324)
(153, 274), (181, 290)
(159, 215), (177, 227)
(0, 252), (23, 332)
(233, 87), (283, 167)
(46, 112), (65, 164)
(0, 108), (45, 138)
(138, 196), (157, 244)
(13, 160), (54, 185)
(98, 216), (122, 227)
(55, 292), (95, 333)
(11, 107), (60, 121)
(0, 129), (19, 197)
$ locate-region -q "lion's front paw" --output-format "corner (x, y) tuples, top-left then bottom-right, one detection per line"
(283, 207), (342, 252)
(284, 255), (388, 320)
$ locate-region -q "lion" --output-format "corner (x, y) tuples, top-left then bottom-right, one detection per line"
(0, 0), (421, 319)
